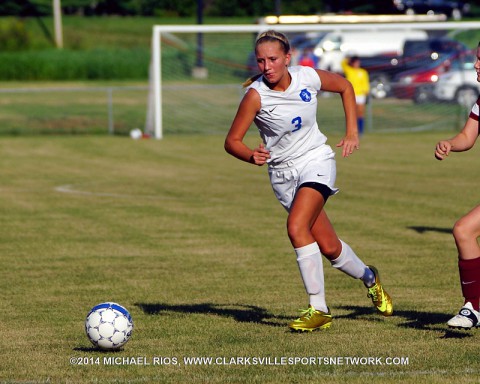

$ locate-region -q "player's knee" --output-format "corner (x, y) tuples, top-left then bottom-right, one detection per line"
(452, 217), (476, 243)
(286, 218), (309, 244)
(286, 221), (302, 243)
(319, 241), (341, 258)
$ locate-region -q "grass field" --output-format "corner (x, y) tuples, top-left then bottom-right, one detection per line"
(0, 80), (470, 137)
(1, 130), (480, 383)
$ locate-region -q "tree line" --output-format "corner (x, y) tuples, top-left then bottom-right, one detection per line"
(0, 0), (403, 18)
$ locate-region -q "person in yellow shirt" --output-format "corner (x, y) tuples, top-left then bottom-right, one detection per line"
(341, 56), (370, 135)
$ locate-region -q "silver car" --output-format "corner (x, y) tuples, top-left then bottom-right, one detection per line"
(434, 62), (480, 106)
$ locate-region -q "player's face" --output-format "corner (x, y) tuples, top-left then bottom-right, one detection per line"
(255, 41), (291, 86)
(475, 46), (480, 83)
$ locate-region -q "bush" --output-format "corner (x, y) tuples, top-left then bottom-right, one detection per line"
(0, 18), (30, 51)
(0, 48), (150, 80)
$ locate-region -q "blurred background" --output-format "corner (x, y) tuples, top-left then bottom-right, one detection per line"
(1, 0), (480, 136)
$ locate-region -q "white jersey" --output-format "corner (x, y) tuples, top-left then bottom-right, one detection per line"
(469, 96), (480, 121)
(247, 66), (328, 166)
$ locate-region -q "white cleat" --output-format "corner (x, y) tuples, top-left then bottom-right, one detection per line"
(447, 302), (480, 329)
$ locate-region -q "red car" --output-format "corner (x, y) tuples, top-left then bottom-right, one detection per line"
(391, 49), (472, 103)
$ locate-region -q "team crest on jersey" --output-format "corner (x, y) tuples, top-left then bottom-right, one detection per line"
(299, 89), (311, 102)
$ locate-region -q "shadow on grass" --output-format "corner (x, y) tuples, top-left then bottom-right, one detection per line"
(135, 302), (290, 327)
(135, 302), (474, 338)
(73, 346), (124, 352)
(337, 305), (473, 339)
(408, 225), (452, 235)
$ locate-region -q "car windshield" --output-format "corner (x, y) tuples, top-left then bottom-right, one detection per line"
(422, 51), (469, 71)
(430, 40), (465, 52)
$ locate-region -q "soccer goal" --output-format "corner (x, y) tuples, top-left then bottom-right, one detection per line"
(146, 21), (480, 139)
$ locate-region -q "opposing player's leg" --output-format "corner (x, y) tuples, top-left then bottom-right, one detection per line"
(448, 205), (480, 327)
(447, 302), (480, 329)
(453, 205), (480, 260)
(310, 209), (393, 316)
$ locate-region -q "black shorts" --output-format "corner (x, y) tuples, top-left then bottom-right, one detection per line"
(298, 182), (332, 203)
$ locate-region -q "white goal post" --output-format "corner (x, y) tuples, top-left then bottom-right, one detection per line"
(147, 21), (480, 139)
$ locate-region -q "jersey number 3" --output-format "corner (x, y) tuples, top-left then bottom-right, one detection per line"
(291, 116), (302, 132)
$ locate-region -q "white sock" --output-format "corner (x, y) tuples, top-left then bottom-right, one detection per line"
(295, 242), (328, 313)
(330, 240), (374, 286)
(362, 267), (376, 288)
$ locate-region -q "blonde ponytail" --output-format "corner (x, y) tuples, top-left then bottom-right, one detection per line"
(242, 73), (262, 88)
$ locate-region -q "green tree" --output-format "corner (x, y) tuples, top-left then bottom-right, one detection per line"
(0, 18), (30, 50)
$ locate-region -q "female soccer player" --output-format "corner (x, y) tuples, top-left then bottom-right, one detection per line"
(224, 30), (393, 332)
(434, 42), (480, 329)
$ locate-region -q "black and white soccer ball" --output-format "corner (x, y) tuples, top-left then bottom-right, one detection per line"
(85, 302), (133, 350)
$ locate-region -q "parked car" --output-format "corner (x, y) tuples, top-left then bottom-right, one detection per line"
(434, 62), (480, 106)
(290, 32), (326, 67)
(359, 37), (468, 99)
(391, 49), (473, 103)
(392, 0), (470, 20)
(311, 29), (427, 73)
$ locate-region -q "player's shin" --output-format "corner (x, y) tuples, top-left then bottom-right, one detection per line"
(459, 257), (480, 311)
(295, 242), (328, 313)
(330, 239), (370, 283)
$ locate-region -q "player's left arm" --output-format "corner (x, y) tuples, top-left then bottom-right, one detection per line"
(316, 69), (359, 157)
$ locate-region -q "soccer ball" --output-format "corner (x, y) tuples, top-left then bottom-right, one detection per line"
(129, 128), (143, 140)
(85, 302), (134, 350)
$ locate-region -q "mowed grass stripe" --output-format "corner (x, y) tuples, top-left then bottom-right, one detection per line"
(0, 132), (479, 383)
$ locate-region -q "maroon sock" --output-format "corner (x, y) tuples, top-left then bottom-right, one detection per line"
(459, 257), (480, 311)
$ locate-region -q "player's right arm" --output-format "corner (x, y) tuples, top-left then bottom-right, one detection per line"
(225, 89), (270, 165)
(435, 117), (479, 160)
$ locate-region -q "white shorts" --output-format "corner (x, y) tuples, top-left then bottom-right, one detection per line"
(355, 95), (366, 105)
(268, 145), (339, 211)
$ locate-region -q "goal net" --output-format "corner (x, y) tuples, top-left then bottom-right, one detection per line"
(146, 21), (480, 139)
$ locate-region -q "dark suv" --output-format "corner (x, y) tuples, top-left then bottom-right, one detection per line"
(392, 0), (470, 20)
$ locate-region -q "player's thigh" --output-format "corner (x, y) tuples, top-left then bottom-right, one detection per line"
(287, 187), (325, 233)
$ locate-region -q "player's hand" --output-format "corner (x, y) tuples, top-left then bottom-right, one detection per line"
(336, 134), (360, 158)
(434, 140), (452, 160)
(250, 143), (270, 166)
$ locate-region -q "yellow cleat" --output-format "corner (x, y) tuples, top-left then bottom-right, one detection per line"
(367, 265), (393, 316)
(288, 305), (332, 332)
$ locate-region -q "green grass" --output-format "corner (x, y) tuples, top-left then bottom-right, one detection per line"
(1, 131), (480, 383)
(0, 16), (257, 50)
(0, 81), (149, 136)
(0, 80), (469, 137)
(0, 16), (258, 80)
(1, 15), (480, 81)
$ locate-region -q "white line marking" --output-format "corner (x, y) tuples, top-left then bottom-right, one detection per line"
(54, 184), (168, 199)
